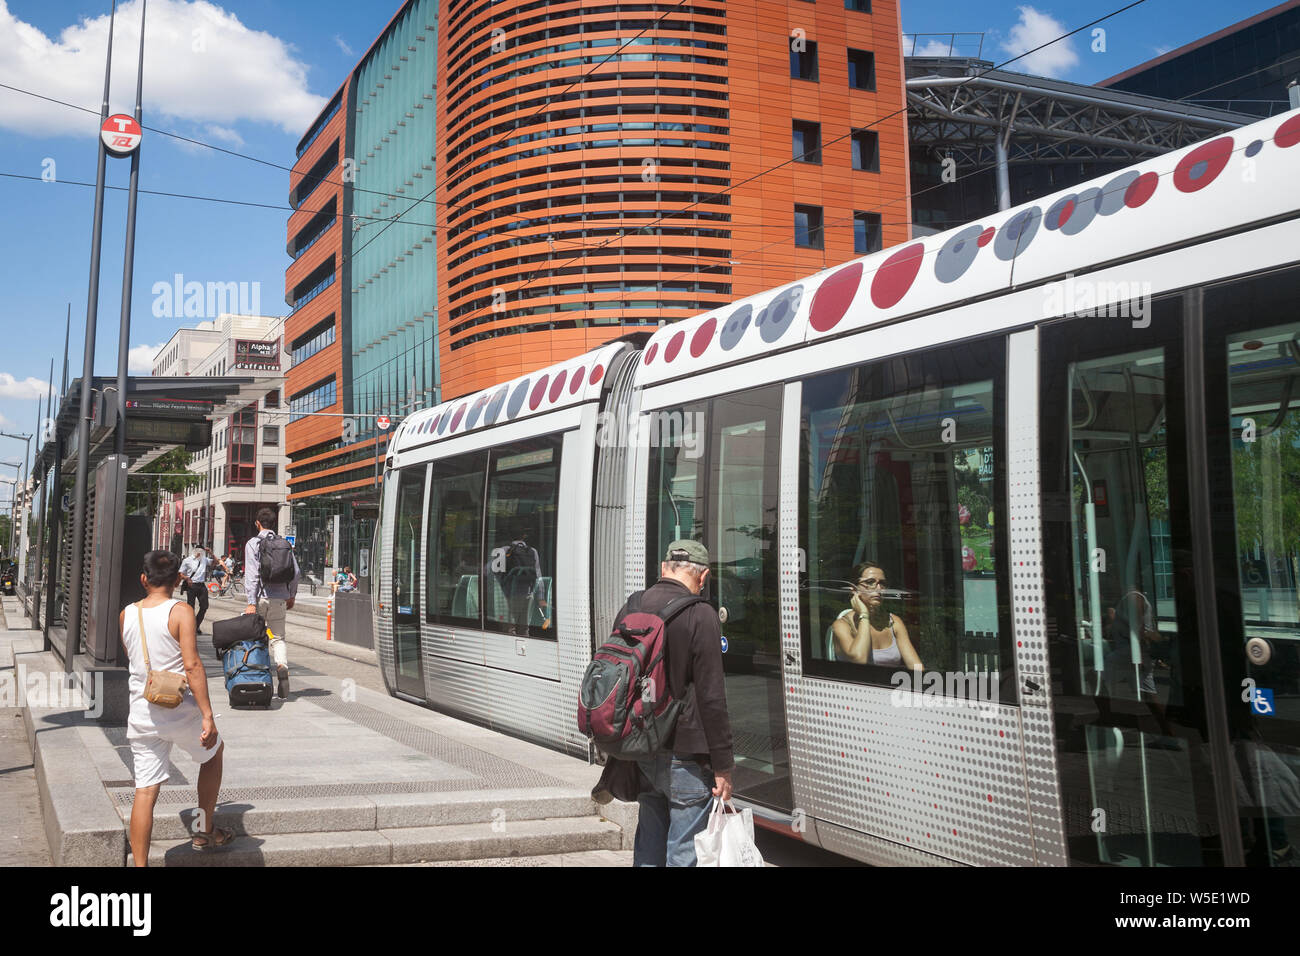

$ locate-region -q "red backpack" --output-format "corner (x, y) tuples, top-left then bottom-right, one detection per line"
(577, 591), (705, 758)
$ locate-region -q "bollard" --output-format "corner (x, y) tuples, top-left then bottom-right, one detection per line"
(326, 594), (333, 641)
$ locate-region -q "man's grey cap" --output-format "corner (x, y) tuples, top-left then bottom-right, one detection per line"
(665, 540), (709, 566)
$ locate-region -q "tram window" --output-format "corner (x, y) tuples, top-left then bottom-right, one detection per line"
(483, 436), (561, 639)
(425, 451), (487, 627)
(799, 340), (1011, 699)
(646, 403), (707, 576)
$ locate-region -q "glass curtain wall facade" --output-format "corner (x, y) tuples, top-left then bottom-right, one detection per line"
(351, 0), (441, 446)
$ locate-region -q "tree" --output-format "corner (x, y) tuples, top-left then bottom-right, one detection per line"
(128, 447), (200, 517)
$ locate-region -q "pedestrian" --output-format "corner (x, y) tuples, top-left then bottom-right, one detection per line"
(243, 507), (299, 699)
(631, 540), (734, 867)
(120, 550), (228, 866)
(179, 547), (211, 634)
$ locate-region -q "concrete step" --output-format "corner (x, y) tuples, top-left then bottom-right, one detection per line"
(146, 817), (623, 867)
(119, 789), (601, 840)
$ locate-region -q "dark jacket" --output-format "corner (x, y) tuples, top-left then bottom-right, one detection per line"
(637, 577), (734, 773)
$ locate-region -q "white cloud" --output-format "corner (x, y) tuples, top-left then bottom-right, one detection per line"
(334, 34), (355, 57)
(911, 39), (961, 57)
(0, 0), (328, 139)
(0, 373), (50, 399)
(128, 343), (164, 375)
(203, 124), (244, 147)
(999, 5), (1079, 78)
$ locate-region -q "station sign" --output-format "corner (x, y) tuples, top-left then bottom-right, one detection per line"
(101, 114), (142, 156)
(126, 397), (215, 418)
(376, 415), (391, 430)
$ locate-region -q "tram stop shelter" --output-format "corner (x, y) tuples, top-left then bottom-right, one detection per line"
(17, 374), (258, 722)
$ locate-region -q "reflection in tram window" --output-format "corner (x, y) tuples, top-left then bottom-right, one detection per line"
(1225, 319), (1300, 866)
(1046, 312), (1218, 867)
(484, 437), (560, 638)
(425, 451), (486, 626)
(647, 404), (706, 568)
(799, 341), (1009, 698)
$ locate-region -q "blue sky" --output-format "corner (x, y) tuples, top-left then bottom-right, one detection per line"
(0, 0), (1286, 495)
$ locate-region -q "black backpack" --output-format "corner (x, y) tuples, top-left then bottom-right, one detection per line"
(258, 533), (296, 585)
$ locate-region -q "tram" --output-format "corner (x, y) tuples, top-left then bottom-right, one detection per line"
(373, 109), (1300, 866)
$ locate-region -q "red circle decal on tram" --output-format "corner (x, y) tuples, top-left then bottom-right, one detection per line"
(870, 243), (925, 310)
(809, 262), (862, 333)
(1173, 137), (1233, 193)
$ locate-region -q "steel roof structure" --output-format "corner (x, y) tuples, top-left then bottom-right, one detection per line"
(905, 57), (1261, 209)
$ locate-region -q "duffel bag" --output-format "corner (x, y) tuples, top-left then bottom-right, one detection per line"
(211, 613), (268, 652)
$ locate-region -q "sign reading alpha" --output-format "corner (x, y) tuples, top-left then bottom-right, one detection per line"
(101, 114), (142, 155)
(234, 338), (281, 371)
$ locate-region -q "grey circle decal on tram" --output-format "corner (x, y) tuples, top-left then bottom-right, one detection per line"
(993, 206), (1041, 261)
(719, 304), (753, 351)
(934, 224), (984, 283)
(484, 387), (507, 425)
(1096, 170), (1139, 216)
(507, 379), (530, 419)
(756, 285), (803, 343)
(466, 393), (489, 429)
(1061, 186), (1101, 235)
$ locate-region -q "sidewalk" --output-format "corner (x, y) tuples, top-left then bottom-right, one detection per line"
(3, 595), (634, 867)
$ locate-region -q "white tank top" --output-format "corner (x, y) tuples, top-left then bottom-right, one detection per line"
(120, 599), (197, 728)
(835, 608), (903, 666)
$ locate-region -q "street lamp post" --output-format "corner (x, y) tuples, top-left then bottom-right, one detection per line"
(0, 474), (16, 558)
(1, 432), (32, 571)
(0, 463), (19, 559)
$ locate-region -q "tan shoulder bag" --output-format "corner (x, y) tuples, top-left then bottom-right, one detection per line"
(137, 602), (188, 708)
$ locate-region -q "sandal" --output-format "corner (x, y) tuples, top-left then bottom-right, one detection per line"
(191, 826), (236, 850)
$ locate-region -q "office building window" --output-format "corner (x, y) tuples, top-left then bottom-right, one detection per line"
(790, 40), (819, 81)
(264, 389), (280, 409)
(262, 464), (278, 485)
(263, 425), (279, 446)
(848, 49), (876, 90)
(845, 0), (871, 11)
(852, 129), (880, 172)
(794, 204), (824, 249)
(854, 211), (882, 254)
(793, 120), (822, 164)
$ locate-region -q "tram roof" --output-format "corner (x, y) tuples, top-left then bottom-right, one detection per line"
(392, 108), (1300, 456)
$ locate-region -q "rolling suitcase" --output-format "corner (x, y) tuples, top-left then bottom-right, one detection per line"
(212, 614), (274, 708)
(222, 639), (274, 707)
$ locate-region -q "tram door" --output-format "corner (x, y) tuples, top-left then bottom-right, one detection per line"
(391, 466), (426, 699)
(1204, 268), (1300, 868)
(1044, 272), (1300, 867)
(646, 385), (792, 812)
(1042, 299), (1222, 866)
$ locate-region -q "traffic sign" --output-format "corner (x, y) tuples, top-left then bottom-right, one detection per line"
(284, 534), (296, 547)
(376, 416), (391, 430)
(101, 114), (142, 156)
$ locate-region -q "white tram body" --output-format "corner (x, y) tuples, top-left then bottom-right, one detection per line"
(376, 110), (1300, 866)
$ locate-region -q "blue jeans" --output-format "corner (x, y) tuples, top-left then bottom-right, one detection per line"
(633, 754), (715, 867)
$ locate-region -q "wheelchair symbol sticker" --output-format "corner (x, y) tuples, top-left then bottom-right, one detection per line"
(720, 635), (729, 654)
(1252, 688), (1276, 717)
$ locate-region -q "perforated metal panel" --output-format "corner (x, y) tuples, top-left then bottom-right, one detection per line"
(778, 380), (1044, 866)
(375, 472), (397, 693)
(1006, 329), (1069, 865)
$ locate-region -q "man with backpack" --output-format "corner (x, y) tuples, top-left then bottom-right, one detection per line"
(243, 507), (299, 699)
(581, 540), (734, 866)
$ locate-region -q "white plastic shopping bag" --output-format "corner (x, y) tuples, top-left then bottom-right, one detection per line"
(694, 798), (764, 867)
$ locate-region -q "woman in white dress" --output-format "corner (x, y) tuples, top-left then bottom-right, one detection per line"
(830, 562), (923, 670)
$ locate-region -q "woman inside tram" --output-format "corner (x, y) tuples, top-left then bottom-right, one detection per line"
(830, 562), (923, 670)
